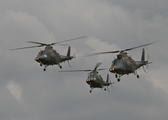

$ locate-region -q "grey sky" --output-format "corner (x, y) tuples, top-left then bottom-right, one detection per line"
(0, 0), (168, 120)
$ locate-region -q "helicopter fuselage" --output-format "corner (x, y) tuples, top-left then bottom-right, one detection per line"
(86, 72), (114, 93)
(34, 46), (73, 71)
(35, 48), (62, 65)
(109, 53), (147, 75)
(10, 36), (86, 71)
(86, 73), (104, 88)
(109, 52), (149, 81)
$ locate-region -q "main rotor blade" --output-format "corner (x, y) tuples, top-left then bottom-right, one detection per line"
(86, 50), (120, 56)
(97, 68), (107, 71)
(27, 41), (47, 46)
(59, 68), (107, 73)
(59, 69), (92, 72)
(10, 45), (43, 50)
(123, 41), (158, 52)
(86, 41), (157, 56)
(50, 36), (87, 45)
(28, 36), (87, 46)
(10, 36), (86, 50)
(94, 62), (102, 70)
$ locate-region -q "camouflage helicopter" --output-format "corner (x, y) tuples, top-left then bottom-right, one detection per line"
(11, 36), (86, 71)
(59, 62), (115, 93)
(87, 41), (157, 82)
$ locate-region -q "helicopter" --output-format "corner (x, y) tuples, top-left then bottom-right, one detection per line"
(87, 41), (157, 82)
(59, 62), (115, 93)
(11, 36), (86, 71)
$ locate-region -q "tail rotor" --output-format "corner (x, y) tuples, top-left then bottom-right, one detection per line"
(105, 74), (115, 92)
(141, 49), (152, 73)
(66, 46), (76, 67)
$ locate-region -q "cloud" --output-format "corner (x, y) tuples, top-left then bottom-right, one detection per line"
(86, 37), (120, 52)
(7, 81), (22, 101)
(0, 10), (55, 44)
(0, 0), (168, 120)
(148, 67), (168, 92)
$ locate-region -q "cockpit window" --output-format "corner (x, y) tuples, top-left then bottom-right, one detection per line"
(88, 74), (96, 80)
(38, 51), (43, 56)
(38, 51), (47, 57)
(42, 52), (47, 57)
(112, 59), (124, 67)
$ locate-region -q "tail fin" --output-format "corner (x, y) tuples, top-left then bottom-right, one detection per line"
(66, 46), (73, 67)
(67, 46), (71, 57)
(106, 74), (109, 83)
(105, 74), (115, 92)
(141, 48), (151, 73)
(141, 48), (145, 61)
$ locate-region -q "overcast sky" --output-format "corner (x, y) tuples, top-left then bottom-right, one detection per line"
(0, 0), (168, 120)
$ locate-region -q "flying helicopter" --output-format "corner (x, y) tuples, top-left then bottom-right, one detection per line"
(87, 41), (157, 82)
(59, 62), (115, 93)
(10, 36), (86, 71)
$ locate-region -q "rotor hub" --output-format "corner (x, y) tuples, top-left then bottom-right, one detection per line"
(117, 54), (122, 59)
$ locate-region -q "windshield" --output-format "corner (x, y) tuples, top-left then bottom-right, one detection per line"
(112, 59), (124, 67)
(88, 74), (96, 80)
(42, 52), (47, 57)
(38, 51), (43, 56)
(38, 51), (48, 57)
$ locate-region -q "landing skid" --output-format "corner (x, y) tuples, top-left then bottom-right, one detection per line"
(58, 64), (62, 69)
(90, 88), (93, 93)
(115, 74), (122, 82)
(90, 87), (110, 93)
(115, 74), (118, 78)
(134, 71), (140, 78)
(40, 63), (62, 71)
(39, 63), (47, 71)
(43, 65), (48, 71)
(137, 75), (139, 78)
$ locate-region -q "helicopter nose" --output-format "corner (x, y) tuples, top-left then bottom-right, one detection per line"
(109, 66), (122, 73)
(86, 79), (91, 84)
(35, 57), (40, 61)
(86, 79), (90, 82)
(109, 68), (115, 73)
